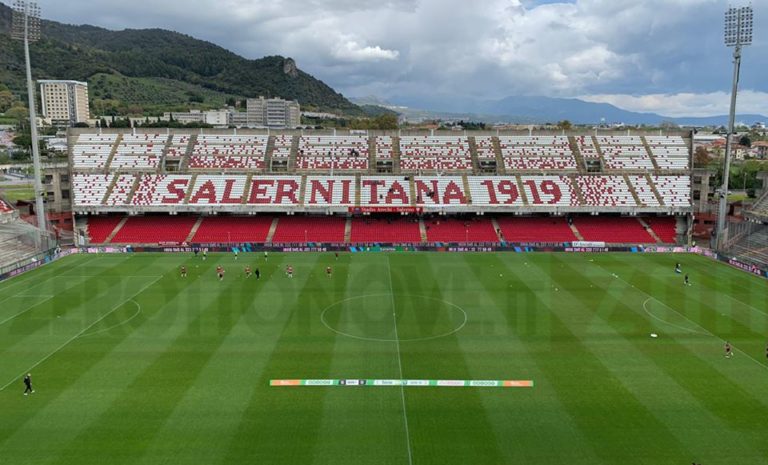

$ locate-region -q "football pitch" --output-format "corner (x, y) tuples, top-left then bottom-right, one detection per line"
(0, 251), (767, 465)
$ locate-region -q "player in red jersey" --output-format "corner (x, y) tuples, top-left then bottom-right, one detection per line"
(326, 266), (332, 278)
(216, 265), (225, 281)
(180, 265), (187, 278)
(724, 341), (733, 359)
(245, 265), (252, 278)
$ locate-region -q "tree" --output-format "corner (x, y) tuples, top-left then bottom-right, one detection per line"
(6, 105), (28, 122)
(0, 90), (15, 113)
(226, 97), (237, 107)
(557, 120), (573, 131)
(73, 122), (90, 128)
(693, 146), (710, 166)
(739, 135), (752, 148)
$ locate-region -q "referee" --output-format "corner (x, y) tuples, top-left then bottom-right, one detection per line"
(23, 373), (34, 395)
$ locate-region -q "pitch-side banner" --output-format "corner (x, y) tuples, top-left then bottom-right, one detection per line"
(270, 379), (534, 387)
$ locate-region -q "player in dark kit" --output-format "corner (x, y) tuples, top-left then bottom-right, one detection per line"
(684, 274), (691, 286)
(326, 266), (332, 278)
(245, 266), (252, 278)
(180, 266), (187, 278)
(216, 265), (225, 281)
(255, 268), (260, 280)
(23, 373), (33, 395)
(724, 341), (733, 358)
(675, 263), (681, 274)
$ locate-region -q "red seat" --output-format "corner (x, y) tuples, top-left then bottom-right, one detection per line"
(272, 216), (346, 243)
(112, 216), (197, 244)
(87, 216), (125, 244)
(496, 217), (577, 243)
(645, 217), (677, 243)
(192, 216), (273, 243)
(425, 217), (498, 243)
(574, 217), (655, 243)
(350, 217), (422, 244)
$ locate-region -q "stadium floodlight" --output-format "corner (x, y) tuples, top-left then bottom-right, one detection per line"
(716, 5), (753, 251)
(12, 1), (47, 235)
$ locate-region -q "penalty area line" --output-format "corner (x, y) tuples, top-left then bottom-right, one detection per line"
(0, 276), (162, 392)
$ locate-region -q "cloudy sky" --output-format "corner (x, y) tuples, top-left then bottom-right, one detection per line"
(34, 0), (767, 117)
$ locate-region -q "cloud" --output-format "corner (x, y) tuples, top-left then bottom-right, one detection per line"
(580, 90), (768, 118)
(32, 0), (768, 115)
(333, 38), (400, 62)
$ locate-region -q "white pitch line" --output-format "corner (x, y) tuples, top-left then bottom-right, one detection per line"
(0, 256), (92, 305)
(0, 275), (163, 392)
(607, 271), (768, 373)
(0, 295), (58, 327)
(386, 255), (414, 465)
(722, 293), (768, 319)
(0, 254), (135, 305)
(77, 299), (142, 338)
(642, 298), (711, 337)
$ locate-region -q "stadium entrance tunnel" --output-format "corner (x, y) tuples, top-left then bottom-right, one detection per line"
(321, 294), (467, 342)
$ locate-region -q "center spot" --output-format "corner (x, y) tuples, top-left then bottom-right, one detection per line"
(321, 294), (467, 342)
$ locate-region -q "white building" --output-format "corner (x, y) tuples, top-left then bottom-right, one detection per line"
(245, 97), (300, 128)
(39, 80), (90, 126)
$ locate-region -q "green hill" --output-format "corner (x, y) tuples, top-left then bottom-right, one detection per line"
(0, 2), (361, 115)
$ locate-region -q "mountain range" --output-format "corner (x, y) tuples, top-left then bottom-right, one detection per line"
(356, 94), (767, 127)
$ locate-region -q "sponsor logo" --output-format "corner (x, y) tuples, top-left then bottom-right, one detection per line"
(469, 380), (499, 387)
(304, 379), (335, 386)
(270, 379), (301, 386)
(404, 380), (430, 386)
(503, 380), (534, 387)
(436, 380), (466, 387)
(374, 380), (402, 386)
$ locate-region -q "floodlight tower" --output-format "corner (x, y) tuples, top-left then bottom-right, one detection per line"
(11, 0), (47, 234)
(716, 5), (753, 251)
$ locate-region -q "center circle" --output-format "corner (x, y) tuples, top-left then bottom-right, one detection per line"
(320, 294), (468, 342)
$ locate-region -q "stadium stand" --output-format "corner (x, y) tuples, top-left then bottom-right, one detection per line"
(496, 217), (577, 243)
(497, 136), (578, 171)
(644, 216), (678, 243)
(574, 216), (655, 243)
(350, 217), (422, 244)
(627, 175), (661, 207)
(86, 215), (125, 244)
(399, 136), (472, 172)
(72, 133), (116, 170)
(68, 131), (694, 246)
(651, 175), (691, 207)
(188, 134), (268, 170)
(645, 136), (690, 170)
(597, 135), (654, 170)
(73, 174), (111, 206)
(577, 176), (636, 207)
(271, 216), (346, 243)
(296, 136), (369, 171)
(191, 216), (274, 243)
(111, 216), (197, 244)
(272, 135), (293, 159)
(423, 216), (498, 243)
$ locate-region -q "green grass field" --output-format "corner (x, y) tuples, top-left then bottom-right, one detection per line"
(0, 252), (767, 465)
